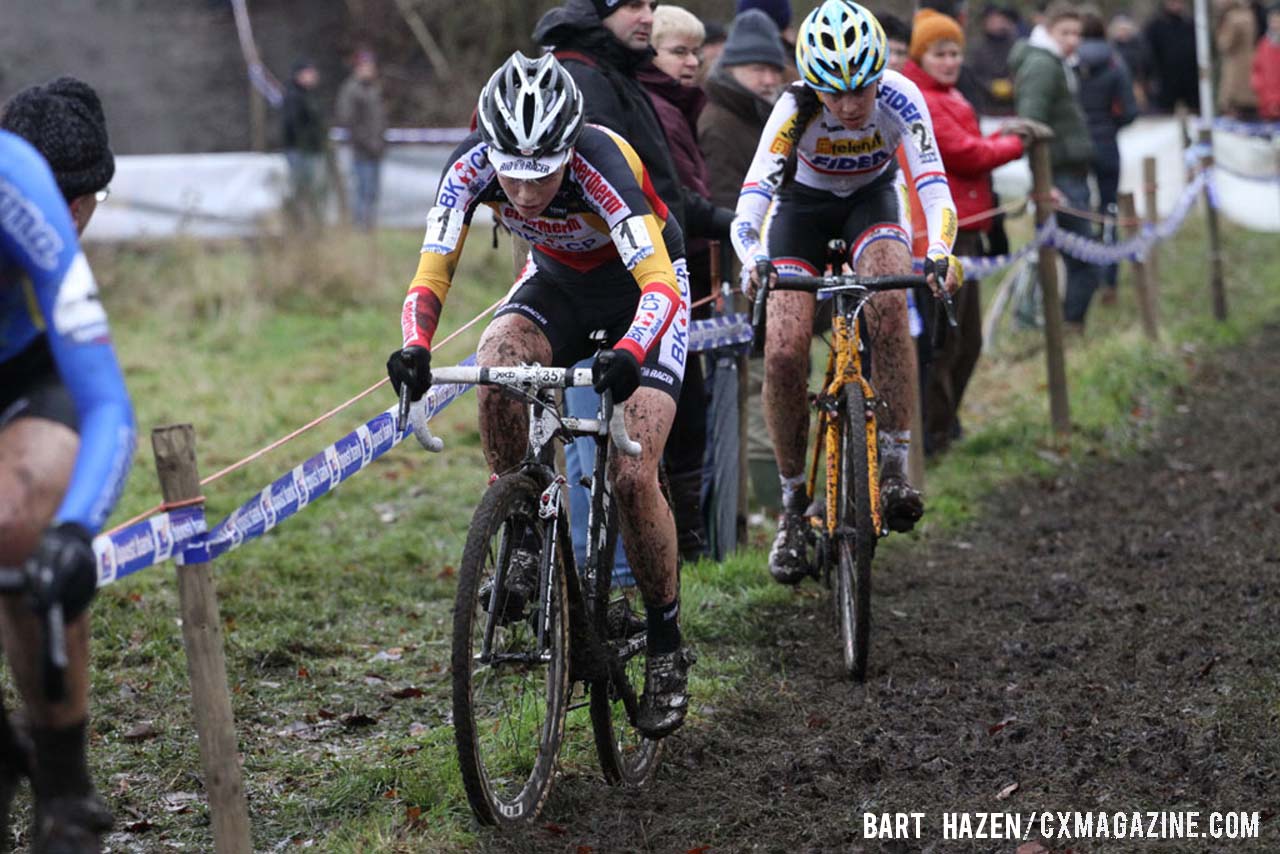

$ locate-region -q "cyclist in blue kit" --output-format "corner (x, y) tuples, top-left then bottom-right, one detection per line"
(0, 78), (135, 854)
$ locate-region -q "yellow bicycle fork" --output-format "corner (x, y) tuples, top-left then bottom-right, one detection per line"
(806, 313), (884, 538)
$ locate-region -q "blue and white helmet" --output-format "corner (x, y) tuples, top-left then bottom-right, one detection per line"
(795, 0), (888, 93)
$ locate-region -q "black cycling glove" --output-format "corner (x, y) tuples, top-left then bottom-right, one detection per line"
(386, 345), (432, 402)
(592, 348), (642, 403)
(28, 523), (98, 620)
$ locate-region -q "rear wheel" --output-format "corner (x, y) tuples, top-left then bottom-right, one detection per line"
(452, 473), (569, 826)
(835, 384), (875, 681)
(589, 495), (663, 786)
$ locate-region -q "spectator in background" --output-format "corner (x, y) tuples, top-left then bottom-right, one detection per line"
(639, 4), (713, 560)
(968, 4), (1022, 115)
(1108, 14), (1152, 111)
(736, 0), (795, 46)
(281, 59), (326, 229)
(534, 0), (729, 243)
(902, 11), (1028, 454)
(697, 20), (728, 85)
(1011, 2), (1100, 331)
(1254, 4), (1280, 119)
(1216, 0), (1260, 118)
(1074, 6), (1138, 303)
(880, 12), (912, 72)
(697, 8), (787, 511)
(335, 50), (387, 230)
(1145, 0), (1200, 113)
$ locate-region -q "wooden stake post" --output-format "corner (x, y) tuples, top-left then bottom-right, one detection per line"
(1142, 157), (1161, 313)
(1030, 140), (1072, 437)
(152, 426), (252, 854)
(1118, 192), (1159, 341)
(1198, 128), (1228, 320)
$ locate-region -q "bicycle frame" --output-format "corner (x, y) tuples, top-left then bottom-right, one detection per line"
(808, 292), (884, 537)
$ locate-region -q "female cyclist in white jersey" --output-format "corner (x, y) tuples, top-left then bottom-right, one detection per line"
(729, 0), (962, 583)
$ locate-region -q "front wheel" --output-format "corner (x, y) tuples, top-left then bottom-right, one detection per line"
(835, 384), (876, 681)
(588, 492), (663, 786)
(452, 473), (570, 826)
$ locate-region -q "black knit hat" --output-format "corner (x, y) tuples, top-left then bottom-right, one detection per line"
(591, 0), (626, 20)
(1, 76), (115, 201)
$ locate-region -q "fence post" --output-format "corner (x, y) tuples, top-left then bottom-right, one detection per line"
(1118, 192), (1159, 341)
(1029, 140), (1072, 438)
(1197, 128), (1228, 321)
(152, 426), (252, 854)
(249, 87), (266, 153)
(1142, 156), (1161, 312)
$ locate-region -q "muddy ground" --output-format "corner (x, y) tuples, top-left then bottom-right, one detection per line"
(477, 329), (1280, 854)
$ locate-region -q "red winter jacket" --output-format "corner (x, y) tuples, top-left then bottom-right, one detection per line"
(1252, 37), (1280, 120)
(902, 60), (1024, 233)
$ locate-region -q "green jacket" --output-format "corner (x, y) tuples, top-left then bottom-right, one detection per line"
(1009, 39), (1094, 172)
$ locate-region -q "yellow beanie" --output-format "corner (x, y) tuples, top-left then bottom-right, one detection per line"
(909, 9), (965, 62)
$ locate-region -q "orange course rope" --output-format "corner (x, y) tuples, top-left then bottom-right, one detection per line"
(103, 293), (507, 536)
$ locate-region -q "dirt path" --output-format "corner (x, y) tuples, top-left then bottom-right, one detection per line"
(478, 326), (1280, 854)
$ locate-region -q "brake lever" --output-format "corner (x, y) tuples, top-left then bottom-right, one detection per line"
(396, 382), (412, 434)
(42, 602), (68, 702)
(750, 260), (772, 357)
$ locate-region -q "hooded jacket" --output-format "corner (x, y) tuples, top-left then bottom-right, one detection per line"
(697, 67), (777, 211)
(901, 60), (1024, 232)
(534, 0), (724, 241)
(1009, 27), (1094, 172)
(1073, 39), (1139, 174)
(636, 64), (715, 254)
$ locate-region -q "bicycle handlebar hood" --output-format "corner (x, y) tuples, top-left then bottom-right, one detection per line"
(478, 52), (585, 180)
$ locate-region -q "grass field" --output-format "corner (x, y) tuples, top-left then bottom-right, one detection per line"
(5, 207), (1278, 851)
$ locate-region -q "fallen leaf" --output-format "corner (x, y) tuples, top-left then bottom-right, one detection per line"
(437, 565), (456, 579)
(124, 819), (154, 833)
(1016, 844), (1048, 854)
(383, 789), (398, 800)
(316, 708), (337, 720)
(297, 666), (310, 679)
(578, 847), (595, 854)
(122, 722), (158, 742)
(277, 721), (313, 739)
(342, 712), (378, 729)
(805, 713), (828, 729)
(161, 792), (201, 813)
(988, 717), (1017, 736)
(687, 847), (713, 854)
(544, 823), (567, 835)
(995, 781), (1019, 800)
(390, 686), (425, 700)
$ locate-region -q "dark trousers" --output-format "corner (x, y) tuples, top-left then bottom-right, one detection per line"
(1095, 162), (1121, 288)
(923, 230), (984, 452)
(1055, 172), (1101, 324)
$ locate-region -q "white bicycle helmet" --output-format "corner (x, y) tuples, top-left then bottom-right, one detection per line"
(795, 0), (888, 93)
(477, 52), (584, 179)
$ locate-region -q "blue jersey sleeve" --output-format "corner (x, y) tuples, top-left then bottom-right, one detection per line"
(0, 131), (135, 532)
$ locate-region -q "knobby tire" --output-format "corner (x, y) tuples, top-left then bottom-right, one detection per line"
(452, 473), (570, 826)
(836, 384), (875, 681)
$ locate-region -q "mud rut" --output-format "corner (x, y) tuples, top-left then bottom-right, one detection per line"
(477, 328), (1280, 854)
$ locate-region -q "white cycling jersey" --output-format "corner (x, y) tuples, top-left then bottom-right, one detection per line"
(731, 70), (958, 267)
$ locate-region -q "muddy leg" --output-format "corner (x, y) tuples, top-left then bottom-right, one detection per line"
(762, 290), (817, 479)
(475, 314), (553, 474)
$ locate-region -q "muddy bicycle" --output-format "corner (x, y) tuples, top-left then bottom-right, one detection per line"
(750, 252), (955, 680)
(404, 364), (660, 826)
